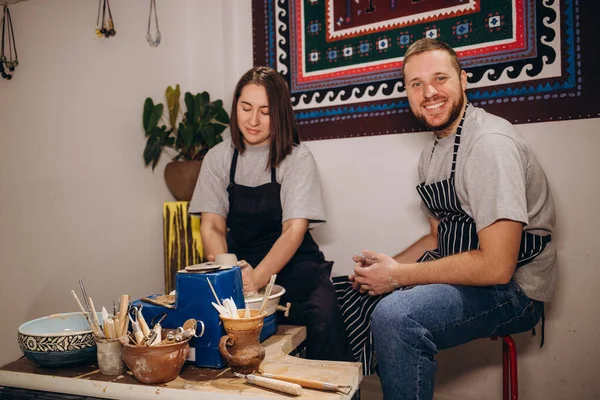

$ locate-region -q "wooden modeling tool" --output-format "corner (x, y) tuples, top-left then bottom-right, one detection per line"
(259, 373), (352, 394)
(206, 277), (222, 307)
(258, 274), (277, 315)
(70, 290), (102, 337)
(87, 297), (104, 338)
(141, 297), (175, 309)
(234, 372), (302, 396)
(117, 294), (130, 337)
(136, 306), (151, 336)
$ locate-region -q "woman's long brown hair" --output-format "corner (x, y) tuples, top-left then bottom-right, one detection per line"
(230, 66), (300, 169)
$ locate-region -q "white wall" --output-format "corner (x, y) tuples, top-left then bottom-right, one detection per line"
(1, 1), (599, 399)
(0, 0), (223, 366)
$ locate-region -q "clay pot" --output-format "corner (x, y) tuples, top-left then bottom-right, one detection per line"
(121, 337), (190, 384)
(218, 309), (266, 375)
(164, 160), (202, 201)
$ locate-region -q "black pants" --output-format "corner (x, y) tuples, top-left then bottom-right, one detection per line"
(277, 259), (353, 362)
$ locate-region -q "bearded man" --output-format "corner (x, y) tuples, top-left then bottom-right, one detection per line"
(343, 38), (556, 399)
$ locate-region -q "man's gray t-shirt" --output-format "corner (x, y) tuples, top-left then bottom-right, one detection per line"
(189, 139), (326, 225)
(418, 106), (556, 302)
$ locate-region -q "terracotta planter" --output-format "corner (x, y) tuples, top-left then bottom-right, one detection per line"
(164, 160), (202, 201)
(122, 338), (190, 384)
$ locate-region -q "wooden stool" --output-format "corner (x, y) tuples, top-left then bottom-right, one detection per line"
(491, 335), (518, 400)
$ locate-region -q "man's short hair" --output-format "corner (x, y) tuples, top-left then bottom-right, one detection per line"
(402, 38), (462, 79)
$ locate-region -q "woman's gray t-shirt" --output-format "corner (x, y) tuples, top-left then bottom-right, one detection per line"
(189, 139), (326, 226)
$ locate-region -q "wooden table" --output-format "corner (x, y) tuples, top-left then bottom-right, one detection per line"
(0, 326), (362, 399)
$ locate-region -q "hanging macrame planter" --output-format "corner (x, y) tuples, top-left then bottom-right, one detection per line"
(95, 0), (116, 38)
(146, 0), (161, 47)
(0, 5), (18, 80)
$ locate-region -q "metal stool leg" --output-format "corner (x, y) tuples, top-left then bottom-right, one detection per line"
(492, 335), (517, 400)
(502, 338), (510, 400)
(502, 336), (518, 400)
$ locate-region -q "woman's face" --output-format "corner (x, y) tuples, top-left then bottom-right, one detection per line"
(236, 83), (271, 147)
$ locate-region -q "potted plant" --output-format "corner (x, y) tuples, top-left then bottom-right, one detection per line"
(142, 85), (230, 201)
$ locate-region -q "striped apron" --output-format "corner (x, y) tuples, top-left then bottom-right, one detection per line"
(334, 105), (551, 375)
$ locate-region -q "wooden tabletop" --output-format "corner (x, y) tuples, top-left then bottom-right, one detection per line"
(0, 326), (362, 400)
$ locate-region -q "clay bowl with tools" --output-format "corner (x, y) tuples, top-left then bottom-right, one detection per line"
(121, 329), (190, 384)
(244, 284), (286, 317)
(17, 312), (102, 368)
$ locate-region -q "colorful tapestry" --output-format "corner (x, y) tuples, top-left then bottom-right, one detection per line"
(252, 0), (599, 140)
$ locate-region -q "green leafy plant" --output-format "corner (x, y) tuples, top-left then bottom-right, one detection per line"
(142, 85), (230, 169)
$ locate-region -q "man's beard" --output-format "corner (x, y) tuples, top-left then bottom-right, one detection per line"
(414, 94), (465, 134)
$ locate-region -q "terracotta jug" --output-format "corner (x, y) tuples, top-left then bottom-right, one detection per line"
(218, 309), (266, 374)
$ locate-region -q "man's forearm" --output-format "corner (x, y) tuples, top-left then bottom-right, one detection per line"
(393, 233), (438, 264)
(393, 249), (515, 287)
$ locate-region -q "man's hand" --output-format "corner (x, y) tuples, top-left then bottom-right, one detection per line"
(349, 252), (378, 290)
(238, 260), (259, 297)
(207, 255), (215, 262)
(352, 250), (401, 295)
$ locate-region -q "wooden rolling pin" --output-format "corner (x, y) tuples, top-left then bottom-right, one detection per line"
(260, 372), (350, 393)
(234, 373), (302, 396)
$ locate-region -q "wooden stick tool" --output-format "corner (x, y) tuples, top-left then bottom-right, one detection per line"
(234, 372), (302, 396)
(258, 274), (277, 315)
(70, 290), (102, 337)
(260, 372), (352, 394)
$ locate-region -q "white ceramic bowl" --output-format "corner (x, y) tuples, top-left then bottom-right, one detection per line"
(17, 312), (101, 368)
(244, 284), (286, 316)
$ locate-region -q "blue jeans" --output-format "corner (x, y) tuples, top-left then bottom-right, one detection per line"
(370, 281), (543, 400)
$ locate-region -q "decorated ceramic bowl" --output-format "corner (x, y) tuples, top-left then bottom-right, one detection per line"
(17, 312), (100, 368)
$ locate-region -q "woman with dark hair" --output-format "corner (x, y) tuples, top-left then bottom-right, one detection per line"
(189, 66), (350, 361)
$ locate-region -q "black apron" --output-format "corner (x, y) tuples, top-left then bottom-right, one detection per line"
(226, 148), (350, 361)
(335, 105), (551, 375)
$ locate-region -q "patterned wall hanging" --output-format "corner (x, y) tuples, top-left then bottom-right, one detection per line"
(252, 0), (600, 140)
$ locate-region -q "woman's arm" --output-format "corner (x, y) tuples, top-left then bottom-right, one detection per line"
(245, 218), (308, 293)
(199, 212), (228, 259)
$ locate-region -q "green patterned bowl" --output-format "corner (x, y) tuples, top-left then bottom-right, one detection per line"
(18, 312), (99, 368)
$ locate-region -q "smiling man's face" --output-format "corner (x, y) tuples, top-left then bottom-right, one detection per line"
(404, 50), (467, 137)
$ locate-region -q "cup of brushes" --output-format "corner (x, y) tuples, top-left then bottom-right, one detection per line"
(70, 290), (131, 376)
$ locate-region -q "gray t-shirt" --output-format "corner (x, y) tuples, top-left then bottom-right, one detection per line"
(418, 106), (556, 302)
(188, 139), (326, 226)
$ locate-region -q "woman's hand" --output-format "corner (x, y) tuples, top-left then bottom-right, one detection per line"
(352, 250), (401, 295)
(238, 260), (259, 297)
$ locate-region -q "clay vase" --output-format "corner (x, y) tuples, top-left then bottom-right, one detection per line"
(218, 309), (266, 374)
(121, 336), (190, 384)
(163, 160), (202, 201)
